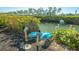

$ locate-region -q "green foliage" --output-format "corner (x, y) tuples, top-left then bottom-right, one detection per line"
(61, 16), (79, 25)
(0, 15), (40, 32)
(0, 15), (6, 26)
(53, 29), (79, 50)
(39, 16), (79, 25)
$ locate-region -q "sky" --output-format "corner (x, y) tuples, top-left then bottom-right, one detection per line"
(0, 7), (79, 14)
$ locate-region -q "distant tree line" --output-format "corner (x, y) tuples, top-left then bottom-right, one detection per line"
(0, 7), (79, 16)
(7, 7), (62, 16)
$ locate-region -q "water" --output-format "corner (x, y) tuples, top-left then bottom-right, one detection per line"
(39, 23), (79, 33)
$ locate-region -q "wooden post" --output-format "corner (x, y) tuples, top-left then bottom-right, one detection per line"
(36, 32), (40, 51)
(24, 31), (28, 42)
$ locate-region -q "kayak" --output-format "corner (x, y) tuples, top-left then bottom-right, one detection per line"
(28, 32), (53, 40)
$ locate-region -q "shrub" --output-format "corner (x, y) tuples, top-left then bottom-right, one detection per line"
(0, 15), (6, 26)
(53, 29), (79, 50)
(38, 16), (79, 25)
(0, 15), (40, 32)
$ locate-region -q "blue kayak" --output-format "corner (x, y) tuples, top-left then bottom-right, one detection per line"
(28, 32), (53, 40)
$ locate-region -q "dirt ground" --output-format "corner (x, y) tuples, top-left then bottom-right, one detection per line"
(0, 33), (18, 51)
(0, 26), (25, 51)
(0, 27), (69, 51)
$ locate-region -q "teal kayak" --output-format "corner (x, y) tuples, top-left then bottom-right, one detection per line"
(28, 32), (53, 40)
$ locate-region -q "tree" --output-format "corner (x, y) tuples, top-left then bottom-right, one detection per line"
(75, 10), (77, 15)
(28, 8), (34, 15)
(36, 8), (44, 16)
(52, 7), (57, 15)
(17, 10), (24, 15)
(57, 8), (62, 14)
(47, 7), (62, 16)
(24, 10), (28, 15)
(48, 7), (53, 16)
(7, 7), (62, 16)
